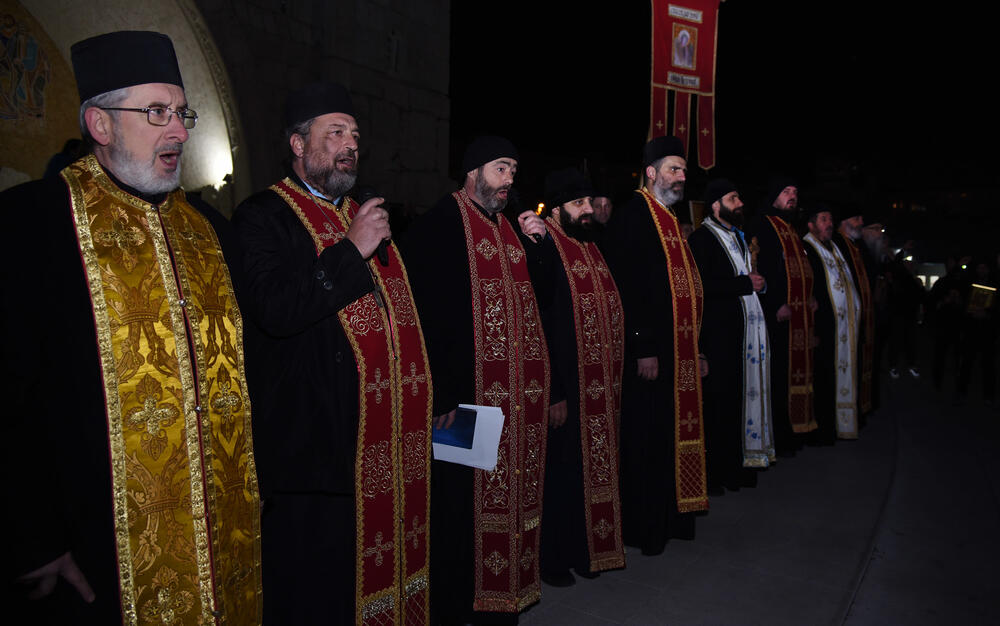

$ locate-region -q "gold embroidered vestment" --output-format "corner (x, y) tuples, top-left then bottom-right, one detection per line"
(64, 155), (262, 625)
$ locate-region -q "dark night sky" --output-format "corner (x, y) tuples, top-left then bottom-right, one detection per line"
(450, 1), (997, 257)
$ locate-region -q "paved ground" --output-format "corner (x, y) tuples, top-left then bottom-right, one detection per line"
(520, 364), (1000, 625)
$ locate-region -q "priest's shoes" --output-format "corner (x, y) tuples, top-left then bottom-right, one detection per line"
(574, 568), (600, 580)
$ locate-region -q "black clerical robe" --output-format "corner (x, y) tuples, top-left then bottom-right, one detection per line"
(400, 191), (549, 623)
(688, 220), (758, 490)
(2, 167), (250, 624)
(233, 173), (375, 624)
(521, 234), (589, 575)
(803, 241), (838, 445)
(745, 209), (805, 453)
(600, 190), (700, 555)
(521, 222), (625, 578)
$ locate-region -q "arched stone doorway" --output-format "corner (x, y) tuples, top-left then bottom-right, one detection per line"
(1, 0), (249, 214)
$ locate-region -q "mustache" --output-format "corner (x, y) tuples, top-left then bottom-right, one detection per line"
(155, 143), (184, 155)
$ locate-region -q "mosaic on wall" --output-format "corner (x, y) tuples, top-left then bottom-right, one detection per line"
(0, 0), (78, 184)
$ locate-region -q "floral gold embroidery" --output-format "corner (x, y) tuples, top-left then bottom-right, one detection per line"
(125, 374), (180, 460)
(94, 205), (147, 272)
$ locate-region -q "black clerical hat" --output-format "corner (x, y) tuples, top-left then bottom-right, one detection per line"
(71, 31), (183, 103)
(804, 203), (836, 222)
(544, 167), (594, 208)
(642, 135), (685, 167)
(285, 82), (355, 129)
(704, 178), (738, 210)
(462, 135), (519, 174)
(765, 175), (798, 208)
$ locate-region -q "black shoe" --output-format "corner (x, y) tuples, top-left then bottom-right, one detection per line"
(574, 568), (600, 580)
(640, 539), (667, 556)
(541, 570), (576, 587)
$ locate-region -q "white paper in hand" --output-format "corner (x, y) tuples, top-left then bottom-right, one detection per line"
(431, 404), (505, 471)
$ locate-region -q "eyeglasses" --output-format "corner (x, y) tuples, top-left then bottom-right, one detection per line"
(100, 106), (198, 129)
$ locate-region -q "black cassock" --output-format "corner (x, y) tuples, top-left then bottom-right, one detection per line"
(600, 191), (695, 556)
(233, 171), (374, 624)
(520, 231), (590, 576)
(2, 173), (242, 624)
(687, 220), (758, 491)
(398, 193), (519, 624)
(803, 241), (838, 445)
(744, 209), (800, 454)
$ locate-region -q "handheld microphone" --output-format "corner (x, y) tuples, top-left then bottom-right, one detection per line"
(357, 185), (389, 267)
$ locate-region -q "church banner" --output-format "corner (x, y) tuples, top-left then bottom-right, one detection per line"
(649, 0), (721, 170)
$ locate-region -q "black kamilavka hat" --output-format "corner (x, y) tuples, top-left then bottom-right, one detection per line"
(285, 81), (356, 129)
(71, 31), (183, 102)
(544, 167), (594, 208)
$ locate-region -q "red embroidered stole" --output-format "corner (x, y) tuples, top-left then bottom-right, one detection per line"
(546, 218), (625, 571)
(271, 178), (431, 625)
(639, 190), (708, 514)
(766, 215), (817, 433)
(65, 155), (262, 624)
(453, 190), (550, 613)
(841, 236), (874, 413)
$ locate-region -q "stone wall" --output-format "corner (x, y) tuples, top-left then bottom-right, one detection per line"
(194, 0), (452, 212)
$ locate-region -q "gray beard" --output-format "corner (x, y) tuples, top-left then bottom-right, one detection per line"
(305, 157), (356, 200)
(653, 185), (683, 208)
(106, 137), (181, 195)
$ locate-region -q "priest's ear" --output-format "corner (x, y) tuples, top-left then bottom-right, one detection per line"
(84, 107), (114, 147)
(644, 164), (657, 183)
(289, 133), (307, 159)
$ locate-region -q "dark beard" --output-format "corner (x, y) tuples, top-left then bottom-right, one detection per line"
(475, 175), (509, 214)
(719, 207), (744, 229)
(559, 209), (595, 241)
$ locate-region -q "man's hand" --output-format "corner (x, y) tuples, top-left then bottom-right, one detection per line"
(346, 196), (390, 259)
(699, 356), (709, 378)
(749, 272), (766, 292)
(809, 297), (818, 313)
(517, 210), (546, 242)
(776, 303), (792, 322)
(19, 551), (95, 603)
(433, 409), (456, 430)
(637, 356), (659, 381)
(548, 400), (568, 429)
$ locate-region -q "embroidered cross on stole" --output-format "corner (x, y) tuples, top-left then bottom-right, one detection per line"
(272, 178), (432, 625)
(639, 189), (708, 513)
(454, 189), (551, 613)
(546, 217), (625, 571)
(766, 215), (817, 433)
(65, 155), (262, 624)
